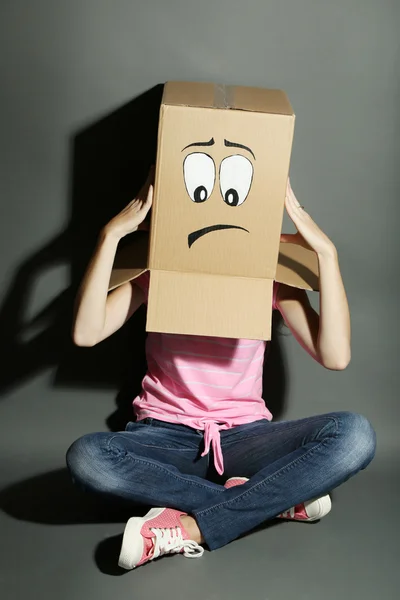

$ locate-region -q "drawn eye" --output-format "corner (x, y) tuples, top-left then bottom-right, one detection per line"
(183, 153), (216, 203)
(219, 155), (253, 207)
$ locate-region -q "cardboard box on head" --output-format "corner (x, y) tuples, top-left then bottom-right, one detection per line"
(109, 81), (319, 340)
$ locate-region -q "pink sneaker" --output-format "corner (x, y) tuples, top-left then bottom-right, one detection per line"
(118, 507), (204, 570)
(224, 477), (249, 489)
(224, 477), (331, 522)
(278, 495), (332, 522)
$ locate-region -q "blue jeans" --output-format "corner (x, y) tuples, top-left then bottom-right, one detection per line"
(66, 411), (376, 550)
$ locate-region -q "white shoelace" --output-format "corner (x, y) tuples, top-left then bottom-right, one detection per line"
(150, 526), (204, 559)
(281, 507), (296, 519)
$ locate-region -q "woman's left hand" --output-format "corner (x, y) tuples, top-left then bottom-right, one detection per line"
(280, 179), (336, 257)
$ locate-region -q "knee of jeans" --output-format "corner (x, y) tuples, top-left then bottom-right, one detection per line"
(66, 432), (116, 492)
(337, 412), (377, 473)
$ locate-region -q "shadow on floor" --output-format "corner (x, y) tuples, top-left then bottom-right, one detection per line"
(0, 465), (288, 575)
(94, 533), (127, 576)
(0, 468), (148, 525)
(93, 508), (286, 576)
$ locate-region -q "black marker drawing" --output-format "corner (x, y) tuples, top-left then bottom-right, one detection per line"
(224, 139), (256, 160)
(219, 154), (254, 207)
(183, 152), (216, 203)
(182, 138), (215, 152)
(182, 139), (255, 247)
(188, 224), (249, 248)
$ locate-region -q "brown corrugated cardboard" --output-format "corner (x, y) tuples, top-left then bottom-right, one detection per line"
(276, 242), (320, 291)
(147, 271), (273, 340)
(109, 81), (319, 340)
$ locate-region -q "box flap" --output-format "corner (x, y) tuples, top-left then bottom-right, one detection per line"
(147, 270), (274, 340)
(109, 232), (149, 290)
(233, 86), (293, 115)
(162, 81), (216, 109)
(162, 81), (293, 115)
(275, 242), (320, 291)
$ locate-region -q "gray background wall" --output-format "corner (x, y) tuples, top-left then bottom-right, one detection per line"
(0, 1), (399, 599)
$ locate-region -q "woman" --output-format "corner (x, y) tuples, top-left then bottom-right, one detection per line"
(66, 170), (376, 569)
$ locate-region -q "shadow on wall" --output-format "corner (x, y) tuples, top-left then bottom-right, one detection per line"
(0, 82), (288, 431)
(0, 85), (162, 424)
(0, 85), (289, 574)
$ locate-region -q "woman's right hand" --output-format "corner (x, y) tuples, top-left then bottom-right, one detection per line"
(105, 166), (154, 240)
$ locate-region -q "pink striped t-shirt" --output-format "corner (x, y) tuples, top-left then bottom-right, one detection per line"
(132, 272), (278, 475)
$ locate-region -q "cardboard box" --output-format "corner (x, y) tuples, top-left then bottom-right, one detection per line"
(109, 81), (319, 340)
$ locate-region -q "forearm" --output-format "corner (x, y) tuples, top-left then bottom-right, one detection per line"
(280, 181), (351, 370)
(72, 228), (119, 346)
(317, 247), (351, 369)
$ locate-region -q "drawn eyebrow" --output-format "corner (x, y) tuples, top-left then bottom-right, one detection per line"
(182, 137), (215, 152)
(224, 139), (256, 160)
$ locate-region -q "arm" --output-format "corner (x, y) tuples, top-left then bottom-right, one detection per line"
(72, 232), (144, 347)
(72, 170), (153, 347)
(277, 180), (351, 371)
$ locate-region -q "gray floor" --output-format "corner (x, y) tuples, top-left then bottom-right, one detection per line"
(0, 374), (398, 600)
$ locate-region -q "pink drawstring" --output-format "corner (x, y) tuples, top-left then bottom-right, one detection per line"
(200, 422), (224, 475)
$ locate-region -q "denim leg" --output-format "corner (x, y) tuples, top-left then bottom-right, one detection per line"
(66, 419), (225, 513)
(193, 412), (376, 550)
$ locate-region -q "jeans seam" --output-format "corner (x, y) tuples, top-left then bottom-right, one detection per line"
(222, 415), (340, 447)
(195, 430), (340, 517)
(316, 415), (340, 438)
(108, 434), (200, 453)
(118, 452), (224, 492)
(129, 441), (198, 452)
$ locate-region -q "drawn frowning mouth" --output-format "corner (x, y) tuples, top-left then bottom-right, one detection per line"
(188, 224), (249, 248)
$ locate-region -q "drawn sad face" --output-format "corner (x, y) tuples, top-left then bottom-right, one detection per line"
(182, 137), (255, 248)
